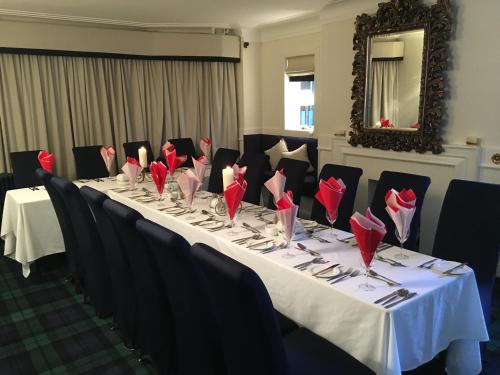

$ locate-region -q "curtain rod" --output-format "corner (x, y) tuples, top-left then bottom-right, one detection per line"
(0, 47), (240, 63)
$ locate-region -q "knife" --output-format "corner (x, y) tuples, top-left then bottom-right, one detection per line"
(384, 292), (417, 309)
(442, 262), (467, 275)
(374, 288), (404, 304)
(311, 264), (340, 277)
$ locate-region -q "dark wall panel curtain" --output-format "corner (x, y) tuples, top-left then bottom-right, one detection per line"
(0, 53), (238, 178)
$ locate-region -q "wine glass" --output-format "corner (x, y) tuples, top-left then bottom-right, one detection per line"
(128, 175), (137, 191)
(394, 228), (410, 260)
(325, 209), (338, 238)
(358, 249), (376, 291)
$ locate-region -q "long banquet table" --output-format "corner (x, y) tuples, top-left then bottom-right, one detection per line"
(0, 178), (489, 374)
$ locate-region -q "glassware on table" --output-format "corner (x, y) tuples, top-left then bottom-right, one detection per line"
(325, 209), (338, 238)
(358, 249), (376, 291)
(128, 176), (137, 191)
(394, 228), (410, 260)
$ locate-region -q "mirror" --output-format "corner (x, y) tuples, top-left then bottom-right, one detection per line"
(365, 29), (425, 131)
(349, 0), (452, 154)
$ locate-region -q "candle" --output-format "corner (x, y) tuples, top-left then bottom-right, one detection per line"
(138, 146), (148, 168)
(222, 166), (234, 191)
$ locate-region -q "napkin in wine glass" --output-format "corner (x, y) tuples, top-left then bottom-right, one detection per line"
(384, 188), (416, 240)
(100, 145), (115, 172)
(200, 137), (212, 157)
(192, 155), (209, 184)
(177, 169), (202, 207)
(162, 141), (175, 153)
(163, 148), (187, 176)
(121, 157), (142, 185)
(350, 208), (387, 267)
(224, 179), (247, 220)
(150, 161), (167, 195)
(264, 169), (286, 203)
(38, 150), (55, 173)
(232, 164), (247, 184)
(314, 177), (346, 221)
(276, 191), (299, 243)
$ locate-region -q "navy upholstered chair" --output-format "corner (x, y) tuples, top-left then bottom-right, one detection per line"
(72, 145), (109, 179)
(10, 150), (42, 188)
(370, 171), (431, 251)
(103, 200), (176, 373)
(36, 169), (82, 284)
(432, 180), (500, 334)
(191, 243), (373, 375)
(158, 138), (196, 168)
(311, 164), (363, 232)
(237, 152), (268, 205)
(136, 219), (226, 375)
(51, 177), (113, 318)
(207, 148), (240, 193)
(79, 187), (138, 350)
(267, 158), (309, 209)
(122, 140), (154, 165)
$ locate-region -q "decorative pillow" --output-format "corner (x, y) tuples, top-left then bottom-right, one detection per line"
(264, 138), (288, 170)
(282, 144), (314, 172)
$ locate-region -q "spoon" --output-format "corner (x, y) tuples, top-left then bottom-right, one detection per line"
(296, 243), (320, 257)
(330, 269), (361, 284)
(382, 289), (409, 306)
(233, 234), (262, 244)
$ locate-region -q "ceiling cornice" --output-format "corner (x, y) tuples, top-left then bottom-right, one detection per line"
(320, 0), (378, 24)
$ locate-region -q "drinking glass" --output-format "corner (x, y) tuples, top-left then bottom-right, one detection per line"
(394, 229), (409, 260)
(358, 249), (376, 291)
(325, 209), (338, 238)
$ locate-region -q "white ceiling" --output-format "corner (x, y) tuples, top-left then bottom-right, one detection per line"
(0, 0), (339, 29)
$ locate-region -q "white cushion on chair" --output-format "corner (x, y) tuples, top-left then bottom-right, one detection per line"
(264, 139), (288, 170)
(282, 144), (313, 172)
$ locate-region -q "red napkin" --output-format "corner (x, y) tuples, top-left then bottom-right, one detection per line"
(276, 191), (299, 242)
(314, 177), (346, 222)
(177, 169), (202, 207)
(409, 122), (421, 129)
(224, 179), (247, 220)
(192, 155), (209, 183)
(385, 188), (417, 240)
(264, 169), (286, 203)
(200, 137), (212, 156)
(162, 141), (175, 152)
(121, 157), (142, 186)
(163, 148), (187, 176)
(232, 164), (247, 184)
(350, 208), (387, 267)
(100, 145), (115, 172)
(149, 161), (167, 195)
(38, 150), (54, 173)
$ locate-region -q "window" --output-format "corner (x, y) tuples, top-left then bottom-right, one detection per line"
(284, 55), (315, 132)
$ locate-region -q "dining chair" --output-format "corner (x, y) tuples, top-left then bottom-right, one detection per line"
(237, 152), (268, 205)
(158, 138), (196, 167)
(310, 164), (363, 232)
(432, 179), (500, 335)
(370, 171), (431, 251)
(35, 169), (83, 286)
(207, 148), (240, 193)
(10, 150), (42, 188)
(80, 187), (138, 351)
(103, 200), (177, 374)
(51, 177), (113, 318)
(267, 158), (309, 209)
(191, 242), (374, 375)
(122, 140), (154, 166)
(136, 219), (226, 375)
(72, 145), (109, 179)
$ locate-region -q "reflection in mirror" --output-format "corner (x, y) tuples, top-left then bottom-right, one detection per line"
(364, 29), (424, 131)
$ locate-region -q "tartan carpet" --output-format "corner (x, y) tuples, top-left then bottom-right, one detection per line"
(0, 250), (156, 375)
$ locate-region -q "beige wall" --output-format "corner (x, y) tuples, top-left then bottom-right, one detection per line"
(0, 20), (240, 58)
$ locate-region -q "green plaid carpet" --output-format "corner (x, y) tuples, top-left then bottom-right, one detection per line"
(0, 251), (156, 375)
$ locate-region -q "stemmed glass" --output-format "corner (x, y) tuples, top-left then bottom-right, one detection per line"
(394, 228), (410, 260)
(325, 209), (338, 238)
(128, 175), (137, 191)
(358, 249), (376, 291)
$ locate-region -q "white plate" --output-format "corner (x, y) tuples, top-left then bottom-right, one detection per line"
(301, 219), (318, 229)
(310, 265), (343, 278)
(160, 206), (185, 214)
(202, 221), (224, 230)
(432, 261), (468, 275)
(247, 241), (275, 251)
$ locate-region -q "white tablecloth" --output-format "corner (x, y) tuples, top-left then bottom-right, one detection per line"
(108, 188), (489, 375)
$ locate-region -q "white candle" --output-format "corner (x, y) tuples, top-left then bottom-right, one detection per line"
(138, 146), (148, 168)
(222, 166), (234, 191)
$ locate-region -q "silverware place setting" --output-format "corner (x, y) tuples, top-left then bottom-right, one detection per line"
(376, 255), (407, 267)
(417, 258), (438, 269)
(293, 257), (327, 271)
(367, 269), (402, 287)
(295, 242), (321, 257)
(374, 288), (418, 308)
(330, 269), (361, 284)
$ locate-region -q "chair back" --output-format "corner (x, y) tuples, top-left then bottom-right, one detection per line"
(169, 138), (196, 167)
(51, 177), (112, 318)
(122, 140), (154, 165)
(103, 200), (177, 372)
(433, 179), (500, 326)
(370, 170), (431, 250)
(191, 242), (289, 375)
(72, 145), (109, 179)
(267, 158), (309, 209)
(79, 187), (138, 348)
(136, 219), (225, 375)
(237, 152), (268, 205)
(10, 150), (41, 188)
(208, 148), (240, 193)
(311, 164), (363, 232)
(36, 169), (81, 279)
